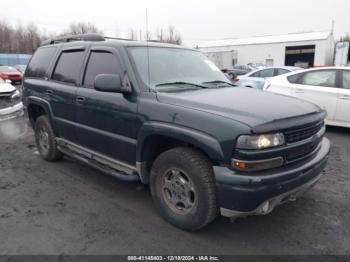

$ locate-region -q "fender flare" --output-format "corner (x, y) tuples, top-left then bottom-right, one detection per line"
(136, 121), (225, 164)
(26, 96), (55, 128)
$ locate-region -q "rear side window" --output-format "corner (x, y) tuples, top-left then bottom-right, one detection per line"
(287, 73), (302, 84)
(25, 47), (57, 78)
(52, 50), (85, 85)
(251, 68), (274, 78)
(250, 71), (260, 77)
(83, 51), (123, 88)
(259, 69), (274, 78)
(276, 68), (289, 76)
(342, 71), (350, 89)
(302, 70), (336, 87)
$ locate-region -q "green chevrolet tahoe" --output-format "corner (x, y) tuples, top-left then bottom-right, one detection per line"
(22, 34), (330, 230)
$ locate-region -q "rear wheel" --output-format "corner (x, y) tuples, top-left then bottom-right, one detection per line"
(34, 115), (63, 161)
(150, 147), (218, 231)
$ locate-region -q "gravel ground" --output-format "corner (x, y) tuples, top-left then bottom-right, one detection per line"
(0, 116), (349, 255)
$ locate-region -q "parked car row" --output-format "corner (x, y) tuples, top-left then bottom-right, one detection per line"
(0, 66), (24, 85)
(231, 64), (350, 128)
(0, 77), (24, 120)
(222, 63), (268, 83)
(235, 66), (301, 89)
(264, 67), (350, 128)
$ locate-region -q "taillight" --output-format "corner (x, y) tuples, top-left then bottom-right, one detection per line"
(233, 77), (240, 82)
(0, 74), (8, 79)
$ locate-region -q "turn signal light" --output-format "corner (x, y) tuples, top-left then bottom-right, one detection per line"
(232, 157), (284, 172)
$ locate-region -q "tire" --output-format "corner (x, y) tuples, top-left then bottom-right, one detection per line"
(34, 115), (63, 161)
(150, 147), (218, 231)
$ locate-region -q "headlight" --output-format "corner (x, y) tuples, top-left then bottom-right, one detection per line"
(11, 90), (20, 99)
(236, 133), (285, 150)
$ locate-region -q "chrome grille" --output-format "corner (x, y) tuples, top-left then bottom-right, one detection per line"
(284, 121), (324, 144)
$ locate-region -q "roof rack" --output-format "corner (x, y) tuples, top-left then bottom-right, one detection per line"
(41, 33), (105, 46)
(104, 36), (136, 41)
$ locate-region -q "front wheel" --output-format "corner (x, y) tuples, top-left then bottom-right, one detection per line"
(150, 147), (218, 231)
(34, 115), (63, 161)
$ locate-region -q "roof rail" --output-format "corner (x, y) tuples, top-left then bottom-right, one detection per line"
(104, 36), (136, 41)
(41, 33), (105, 46)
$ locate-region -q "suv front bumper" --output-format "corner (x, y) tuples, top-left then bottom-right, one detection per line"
(214, 137), (330, 218)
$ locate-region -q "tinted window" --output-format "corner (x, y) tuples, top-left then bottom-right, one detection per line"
(342, 71), (350, 89)
(250, 71), (260, 77)
(259, 68), (274, 78)
(287, 73), (302, 84)
(84, 51), (122, 88)
(251, 68), (274, 78)
(52, 51), (85, 84)
(302, 70), (336, 87)
(276, 68), (290, 75)
(25, 47), (57, 78)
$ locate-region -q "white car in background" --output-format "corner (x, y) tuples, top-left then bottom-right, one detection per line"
(264, 67), (350, 128)
(236, 66), (301, 89)
(0, 78), (23, 120)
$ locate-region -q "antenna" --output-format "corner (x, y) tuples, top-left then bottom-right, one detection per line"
(146, 8), (151, 91)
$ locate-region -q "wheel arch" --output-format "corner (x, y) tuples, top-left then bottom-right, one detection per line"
(26, 97), (54, 129)
(136, 122), (224, 184)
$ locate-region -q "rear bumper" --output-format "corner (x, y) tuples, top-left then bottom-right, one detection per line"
(214, 137), (330, 218)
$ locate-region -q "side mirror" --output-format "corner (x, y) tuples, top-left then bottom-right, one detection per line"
(94, 74), (131, 93)
(5, 79), (12, 84)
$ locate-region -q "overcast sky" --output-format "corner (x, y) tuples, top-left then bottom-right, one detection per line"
(1, 0), (349, 46)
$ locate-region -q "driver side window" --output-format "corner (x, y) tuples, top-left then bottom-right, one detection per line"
(83, 51), (122, 88)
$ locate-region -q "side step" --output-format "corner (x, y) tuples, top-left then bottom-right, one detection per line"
(57, 138), (140, 182)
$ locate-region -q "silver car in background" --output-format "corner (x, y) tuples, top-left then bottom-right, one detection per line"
(235, 66), (301, 89)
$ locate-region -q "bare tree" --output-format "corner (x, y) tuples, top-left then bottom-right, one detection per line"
(156, 28), (164, 42)
(64, 22), (103, 35)
(128, 28), (138, 40)
(155, 24), (182, 45)
(0, 20), (182, 55)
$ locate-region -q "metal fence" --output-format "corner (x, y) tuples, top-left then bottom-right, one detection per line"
(0, 53), (32, 66)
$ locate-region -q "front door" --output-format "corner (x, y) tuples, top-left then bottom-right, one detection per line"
(335, 70), (350, 123)
(292, 69), (338, 121)
(75, 47), (138, 165)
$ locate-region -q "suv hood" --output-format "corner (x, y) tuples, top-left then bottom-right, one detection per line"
(156, 87), (323, 130)
(0, 83), (16, 94)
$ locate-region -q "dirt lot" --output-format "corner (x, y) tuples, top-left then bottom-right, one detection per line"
(0, 116), (349, 255)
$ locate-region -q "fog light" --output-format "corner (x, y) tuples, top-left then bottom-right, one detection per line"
(232, 157), (284, 172)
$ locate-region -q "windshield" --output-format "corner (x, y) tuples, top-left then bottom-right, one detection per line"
(129, 47), (229, 90)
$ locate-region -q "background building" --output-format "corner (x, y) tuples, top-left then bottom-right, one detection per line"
(0, 53), (32, 66)
(197, 31), (334, 69)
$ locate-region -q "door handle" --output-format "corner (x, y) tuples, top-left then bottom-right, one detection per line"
(76, 96), (86, 103)
(46, 90), (53, 95)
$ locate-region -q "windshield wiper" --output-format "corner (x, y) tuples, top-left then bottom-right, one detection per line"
(155, 82), (207, 88)
(202, 80), (235, 87)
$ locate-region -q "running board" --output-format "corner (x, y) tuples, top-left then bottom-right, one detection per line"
(56, 138), (140, 182)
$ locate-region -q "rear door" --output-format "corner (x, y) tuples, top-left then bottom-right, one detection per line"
(334, 70), (350, 123)
(75, 46), (138, 165)
(46, 47), (87, 143)
(292, 69), (338, 121)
